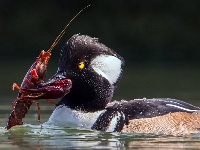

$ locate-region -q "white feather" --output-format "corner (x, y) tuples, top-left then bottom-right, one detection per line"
(166, 104), (198, 112)
(91, 55), (122, 85)
(106, 112), (125, 132)
(46, 105), (105, 129)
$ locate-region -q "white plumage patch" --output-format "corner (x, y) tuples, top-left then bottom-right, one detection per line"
(106, 112), (124, 132)
(166, 104), (198, 112)
(46, 105), (105, 129)
(91, 55), (122, 85)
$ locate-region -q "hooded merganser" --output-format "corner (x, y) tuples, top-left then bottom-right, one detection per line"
(41, 34), (200, 135)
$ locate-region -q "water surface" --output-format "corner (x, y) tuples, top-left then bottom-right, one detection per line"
(1, 64), (200, 149)
(1, 104), (200, 150)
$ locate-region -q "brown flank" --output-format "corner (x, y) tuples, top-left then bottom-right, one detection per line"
(122, 112), (200, 135)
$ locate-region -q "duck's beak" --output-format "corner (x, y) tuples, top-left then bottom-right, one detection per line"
(38, 71), (69, 88)
(35, 71), (72, 99)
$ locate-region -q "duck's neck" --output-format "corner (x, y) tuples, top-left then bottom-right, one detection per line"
(57, 78), (115, 112)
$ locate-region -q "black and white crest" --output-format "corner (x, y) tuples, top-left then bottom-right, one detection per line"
(53, 34), (125, 111)
(58, 34), (124, 86)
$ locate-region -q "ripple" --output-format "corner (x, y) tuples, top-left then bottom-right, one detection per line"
(1, 119), (200, 149)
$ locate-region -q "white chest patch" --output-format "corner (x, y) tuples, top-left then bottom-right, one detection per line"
(46, 105), (105, 129)
(91, 55), (122, 85)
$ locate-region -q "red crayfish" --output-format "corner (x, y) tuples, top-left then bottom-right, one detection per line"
(5, 41), (72, 130)
(5, 6), (91, 130)
(5, 5), (90, 130)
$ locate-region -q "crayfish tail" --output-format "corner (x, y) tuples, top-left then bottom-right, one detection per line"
(5, 110), (23, 130)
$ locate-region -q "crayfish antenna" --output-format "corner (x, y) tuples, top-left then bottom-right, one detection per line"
(47, 4), (91, 53)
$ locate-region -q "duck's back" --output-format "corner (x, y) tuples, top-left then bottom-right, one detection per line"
(92, 98), (200, 135)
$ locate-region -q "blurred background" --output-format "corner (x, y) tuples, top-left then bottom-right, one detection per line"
(1, 0), (200, 106)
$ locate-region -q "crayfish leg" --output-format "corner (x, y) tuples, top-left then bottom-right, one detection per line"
(32, 100), (41, 123)
(12, 83), (21, 91)
(45, 99), (56, 105)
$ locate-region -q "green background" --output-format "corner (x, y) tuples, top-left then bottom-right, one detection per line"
(1, 0), (200, 105)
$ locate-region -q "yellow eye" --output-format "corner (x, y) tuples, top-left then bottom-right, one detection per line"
(78, 62), (85, 70)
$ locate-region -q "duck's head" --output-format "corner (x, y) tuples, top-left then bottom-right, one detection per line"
(42, 34), (124, 112)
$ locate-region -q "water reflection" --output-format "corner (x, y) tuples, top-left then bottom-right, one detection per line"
(2, 62), (200, 150)
(1, 124), (200, 150)
(1, 104), (200, 149)
(7, 125), (122, 149)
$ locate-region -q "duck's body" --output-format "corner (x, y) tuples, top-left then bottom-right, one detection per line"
(41, 34), (200, 135)
(47, 98), (200, 135)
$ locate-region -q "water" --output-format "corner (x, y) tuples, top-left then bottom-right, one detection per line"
(0, 104), (200, 150)
(1, 63), (200, 149)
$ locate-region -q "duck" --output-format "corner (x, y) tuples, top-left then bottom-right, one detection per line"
(40, 34), (200, 135)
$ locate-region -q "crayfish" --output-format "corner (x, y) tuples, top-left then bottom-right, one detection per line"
(5, 5), (90, 130)
(5, 28), (72, 130)
(5, 48), (72, 130)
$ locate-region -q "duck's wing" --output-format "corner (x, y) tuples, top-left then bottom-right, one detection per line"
(92, 98), (200, 132)
(107, 98), (200, 120)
